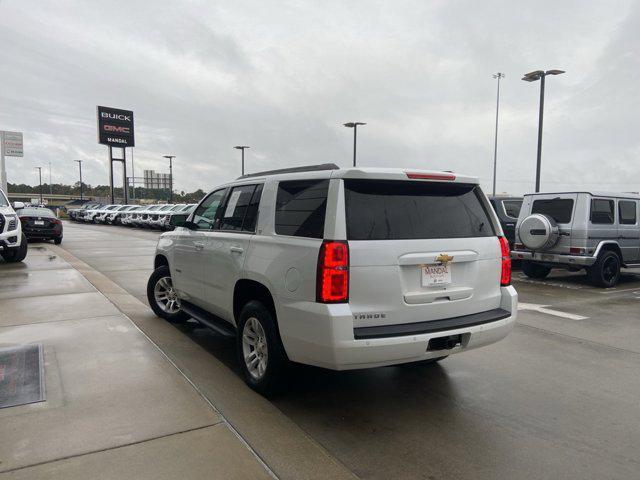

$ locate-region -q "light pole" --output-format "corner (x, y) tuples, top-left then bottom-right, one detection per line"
(74, 160), (83, 200)
(343, 122), (366, 167)
(522, 69), (565, 192)
(492, 73), (505, 196)
(35, 166), (43, 205)
(163, 155), (175, 203)
(48, 161), (53, 194)
(234, 146), (249, 176)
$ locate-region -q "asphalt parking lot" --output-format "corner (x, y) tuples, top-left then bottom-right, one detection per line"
(7, 221), (640, 480)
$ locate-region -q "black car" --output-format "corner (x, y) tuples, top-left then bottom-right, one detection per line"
(17, 207), (63, 244)
(488, 196), (523, 248)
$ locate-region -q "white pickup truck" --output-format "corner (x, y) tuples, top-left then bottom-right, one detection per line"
(0, 188), (27, 263)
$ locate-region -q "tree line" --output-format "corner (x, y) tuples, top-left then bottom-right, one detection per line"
(7, 182), (207, 203)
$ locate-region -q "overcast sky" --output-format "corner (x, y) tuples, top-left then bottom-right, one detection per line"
(1, 0), (638, 195)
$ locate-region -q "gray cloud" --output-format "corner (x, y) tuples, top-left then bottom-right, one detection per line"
(0, 0), (638, 195)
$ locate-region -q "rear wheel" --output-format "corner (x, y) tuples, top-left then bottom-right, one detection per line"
(1, 233), (28, 263)
(522, 261), (551, 279)
(237, 300), (288, 396)
(54, 236), (63, 245)
(588, 250), (621, 288)
(147, 265), (189, 323)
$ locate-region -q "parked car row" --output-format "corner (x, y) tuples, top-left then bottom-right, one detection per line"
(68, 202), (196, 230)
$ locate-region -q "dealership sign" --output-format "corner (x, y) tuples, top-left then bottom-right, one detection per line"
(97, 106), (135, 147)
(1, 131), (23, 157)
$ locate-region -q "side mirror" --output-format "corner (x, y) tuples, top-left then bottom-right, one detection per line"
(180, 220), (198, 230)
(13, 201), (25, 210)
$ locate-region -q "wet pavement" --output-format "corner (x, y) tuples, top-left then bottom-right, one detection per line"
(23, 221), (640, 479)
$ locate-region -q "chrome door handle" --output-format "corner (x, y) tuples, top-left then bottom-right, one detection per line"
(194, 242), (205, 251)
(230, 246), (244, 254)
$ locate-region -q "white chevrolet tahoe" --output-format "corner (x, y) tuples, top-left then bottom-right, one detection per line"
(147, 165), (517, 394)
(0, 188), (28, 263)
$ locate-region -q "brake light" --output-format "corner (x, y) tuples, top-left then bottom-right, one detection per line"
(569, 247), (585, 255)
(405, 172), (456, 181)
(317, 240), (349, 303)
(498, 237), (511, 286)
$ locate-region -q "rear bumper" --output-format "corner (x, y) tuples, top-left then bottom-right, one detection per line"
(511, 250), (595, 266)
(278, 286), (517, 370)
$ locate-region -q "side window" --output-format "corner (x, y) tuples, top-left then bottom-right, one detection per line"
(219, 184), (261, 232)
(590, 199), (615, 224)
(242, 184), (263, 233)
(192, 188), (227, 230)
(619, 200), (637, 225)
(275, 179), (329, 238)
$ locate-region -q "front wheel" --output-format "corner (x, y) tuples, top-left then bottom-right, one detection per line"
(146, 265), (190, 323)
(1, 233), (28, 263)
(588, 250), (621, 288)
(522, 261), (551, 279)
(237, 301), (289, 396)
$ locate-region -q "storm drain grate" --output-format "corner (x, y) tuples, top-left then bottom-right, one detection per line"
(0, 344), (45, 409)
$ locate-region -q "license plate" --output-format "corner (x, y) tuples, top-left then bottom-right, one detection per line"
(34, 220), (44, 225)
(421, 264), (451, 287)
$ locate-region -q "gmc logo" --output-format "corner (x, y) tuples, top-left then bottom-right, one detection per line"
(104, 125), (130, 134)
(101, 112), (131, 121)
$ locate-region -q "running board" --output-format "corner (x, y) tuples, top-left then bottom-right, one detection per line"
(181, 301), (236, 338)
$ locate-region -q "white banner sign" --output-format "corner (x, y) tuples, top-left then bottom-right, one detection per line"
(2, 131), (24, 157)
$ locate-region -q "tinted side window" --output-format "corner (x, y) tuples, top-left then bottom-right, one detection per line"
(590, 199), (615, 224)
(242, 184), (263, 233)
(531, 199), (574, 223)
(275, 180), (329, 238)
(502, 200), (522, 219)
(192, 188), (227, 230)
(219, 185), (258, 232)
(618, 200), (637, 225)
(345, 180), (494, 240)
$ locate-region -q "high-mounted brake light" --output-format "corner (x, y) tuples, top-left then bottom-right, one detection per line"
(498, 237), (511, 286)
(317, 240), (349, 303)
(405, 172), (456, 181)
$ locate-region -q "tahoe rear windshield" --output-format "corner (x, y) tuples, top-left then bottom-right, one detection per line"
(344, 180), (495, 240)
(531, 198), (574, 223)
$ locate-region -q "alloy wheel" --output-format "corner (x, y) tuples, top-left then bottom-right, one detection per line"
(242, 317), (268, 380)
(153, 276), (181, 314)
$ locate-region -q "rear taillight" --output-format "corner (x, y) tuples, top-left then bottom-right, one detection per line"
(569, 247), (586, 255)
(53, 219), (62, 225)
(498, 236), (511, 286)
(317, 240), (349, 303)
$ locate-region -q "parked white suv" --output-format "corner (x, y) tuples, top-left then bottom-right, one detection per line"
(147, 165), (517, 393)
(0, 188), (28, 263)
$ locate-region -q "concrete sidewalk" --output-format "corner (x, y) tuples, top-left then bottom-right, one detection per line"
(0, 244), (273, 479)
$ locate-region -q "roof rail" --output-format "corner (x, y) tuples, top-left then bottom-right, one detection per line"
(237, 163), (340, 179)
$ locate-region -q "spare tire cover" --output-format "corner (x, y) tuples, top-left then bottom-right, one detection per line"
(519, 214), (559, 250)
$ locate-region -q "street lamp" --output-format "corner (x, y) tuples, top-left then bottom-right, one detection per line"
(74, 160), (83, 200)
(522, 69), (565, 192)
(234, 146), (249, 176)
(163, 155), (175, 203)
(491, 73), (505, 196)
(35, 166), (43, 205)
(343, 122), (366, 167)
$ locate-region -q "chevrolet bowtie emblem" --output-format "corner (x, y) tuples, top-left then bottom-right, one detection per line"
(435, 254), (454, 265)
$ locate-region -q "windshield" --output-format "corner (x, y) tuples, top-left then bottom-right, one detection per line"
(19, 207), (55, 217)
(502, 200), (523, 219)
(344, 180), (495, 240)
(531, 198), (574, 224)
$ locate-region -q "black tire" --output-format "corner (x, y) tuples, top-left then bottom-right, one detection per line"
(236, 300), (288, 396)
(588, 250), (621, 288)
(54, 236), (63, 245)
(1, 233), (28, 263)
(522, 261), (551, 279)
(146, 265), (190, 323)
